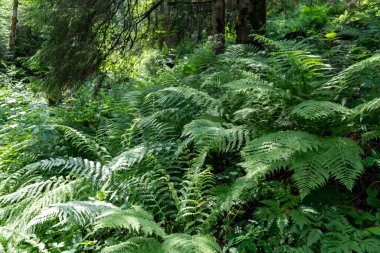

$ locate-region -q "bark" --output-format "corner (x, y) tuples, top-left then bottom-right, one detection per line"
(236, 0), (252, 44)
(236, 0), (266, 44)
(9, 0), (19, 47)
(157, 3), (165, 50)
(251, 0), (266, 34)
(211, 0), (225, 54)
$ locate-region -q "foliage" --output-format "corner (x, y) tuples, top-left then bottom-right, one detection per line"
(0, 1), (379, 252)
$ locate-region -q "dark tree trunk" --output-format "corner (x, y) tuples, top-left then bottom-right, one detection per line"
(157, 3), (165, 50)
(211, 0), (225, 54)
(9, 0), (19, 47)
(236, 0), (266, 44)
(251, 0), (266, 34)
(236, 0), (251, 44)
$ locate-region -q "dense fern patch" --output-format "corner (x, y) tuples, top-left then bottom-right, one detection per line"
(0, 2), (380, 251)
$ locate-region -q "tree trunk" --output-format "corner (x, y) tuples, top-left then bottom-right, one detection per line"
(236, 0), (266, 44)
(9, 0), (19, 47)
(157, 3), (165, 50)
(251, 0), (266, 35)
(211, 0), (225, 54)
(236, 0), (251, 44)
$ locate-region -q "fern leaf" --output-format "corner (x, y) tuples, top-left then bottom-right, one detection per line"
(101, 237), (163, 253)
(323, 137), (364, 190)
(108, 146), (145, 172)
(55, 125), (111, 161)
(95, 206), (166, 237)
(182, 119), (251, 153)
(241, 131), (322, 170)
(362, 128), (380, 143)
(162, 234), (221, 253)
(30, 157), (109, 182)
(146, 86), (222, 116)
(352, 98), (380, 120)
(28, 201), (117, 229)
(290, 151), (330, 198)
(290, 100), (350, 121)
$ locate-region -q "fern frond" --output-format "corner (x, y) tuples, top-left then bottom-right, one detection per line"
(182, 119), (251, 153)
(321, 54), (380, 100)
(178, 166), (217, 231)
(241, 131), (322, 170)
(28, 201), (117, 229)
(145, 86), (222, 116)
(55, 125), (111, 161)
(177, 46), (216, 74)
(0, 227), (47, 253)
(253, 35), (312, 51)
(162, 234), (221, 253)
(290, 100), (350, 121)
(362, 128), (380, 143)
(101, 237), (163, 253)
(0, 176), (86, 232)
(28, 157), (109, 183)
(352, 98), (380, 118)
(241, 131), (363, 197)
(323, 137), (363, 190)
(223, 44), (258, 58)
(290, 151), (330, 198)
(95, 206), (166, 237)
(201, 68), (245, 90)
(0, 178), (65, 206)
(223, 77), (275, 94)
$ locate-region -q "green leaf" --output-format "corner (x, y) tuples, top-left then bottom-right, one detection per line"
(307, 229), (322, 247)
(290, 209), (310, 230)
(276, 214), (289, 233)
(367, 227), (380, 236)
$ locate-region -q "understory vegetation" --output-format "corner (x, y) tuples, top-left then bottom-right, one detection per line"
(0, 0), (380, 252)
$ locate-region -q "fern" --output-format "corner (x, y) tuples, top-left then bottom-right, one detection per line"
(177, 166), (217, 232)
(100, 233), (221, 253)
(145, 86), (222, 116)
(28, 201), (117, 229)
(321, 54), (380, 102)
(55, 125), (111, 162)
(24, 157), (109, 183)
(101, 237), (163, 253)
(362, 128), (380, 143)
(182, 119), (252, 153)
(290, 100), (350, 121)
(0, 178), (67, 206)
(241, 131), (322, 169)
(241, 131), (363, 197)
(95, 206), (166, 237)
(352, 97), (380, 120)
(322, 137), (363, 190)
(162, 234), (221, 253)
(0, 227), (47, 253)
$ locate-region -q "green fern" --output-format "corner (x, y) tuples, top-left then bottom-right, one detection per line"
(28, 201), (117, 229)
(352, 97), (380, 121)
(321, 54), (380, 102)
(182, 119), (252, 153)
(162, 234), (221, 253)
(95, 206), (166, 237)
(177, 166), (217, 232)
(241, 131), (322, 169)
(362, 128), (380, 143)
(241, 131), (363, 197)
(290, 100), (350, 121)
(55, 125), (111, 162)
(100, 237), (163, 253)
(0, 227), (48, 253)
